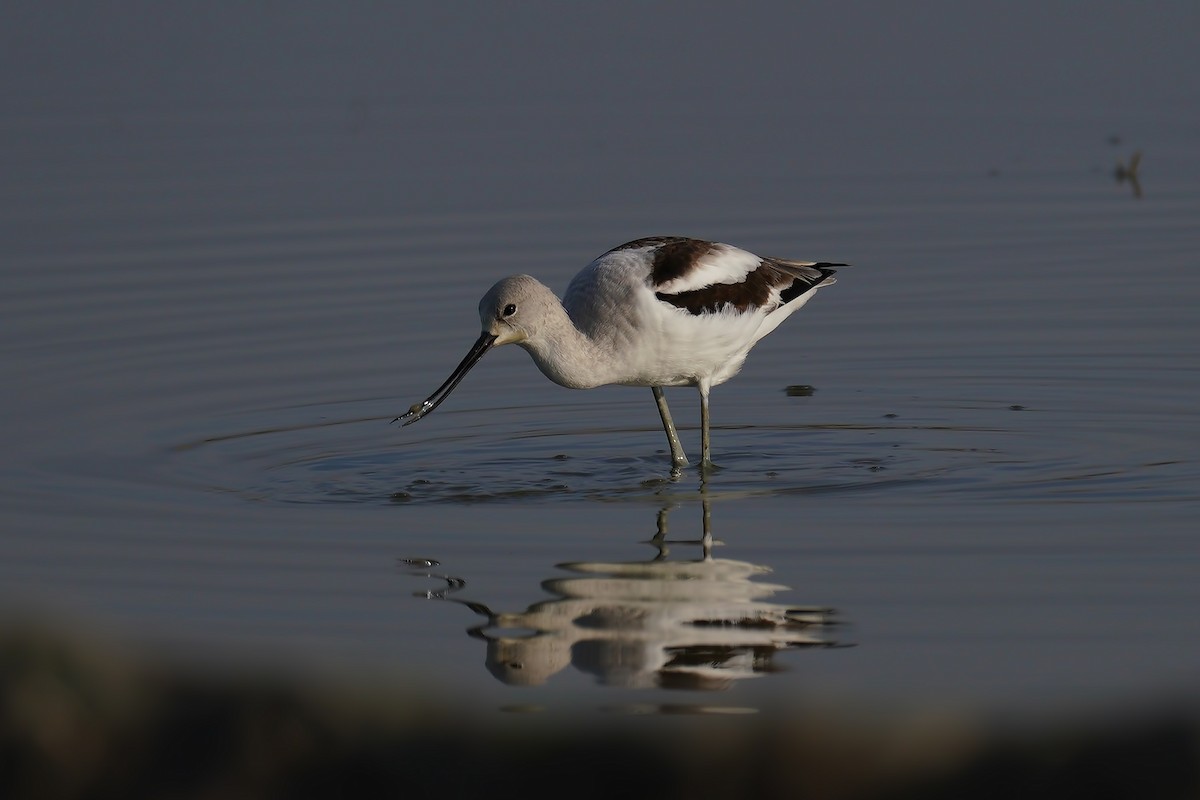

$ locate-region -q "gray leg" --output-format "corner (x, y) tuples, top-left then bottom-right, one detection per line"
(652, 386), (688, 468)
(699, 386), (712, 467)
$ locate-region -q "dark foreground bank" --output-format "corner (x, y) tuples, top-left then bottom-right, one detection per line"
(2, 624), (1197, 800)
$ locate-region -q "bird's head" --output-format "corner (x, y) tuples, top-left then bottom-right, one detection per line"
(478, 274), (555, 346)
(395, 274), (554, 426)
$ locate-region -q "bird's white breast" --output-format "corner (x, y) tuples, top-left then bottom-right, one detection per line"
(562, 251), (770, 388)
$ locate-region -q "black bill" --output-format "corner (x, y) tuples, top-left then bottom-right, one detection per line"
(394, 331), (497, 426)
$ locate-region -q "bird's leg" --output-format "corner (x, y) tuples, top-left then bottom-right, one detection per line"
(651, 386), (688, 468)
(699, 386), (712, 469)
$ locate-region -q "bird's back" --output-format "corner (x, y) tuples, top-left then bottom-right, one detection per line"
(561, 237), (840, 388)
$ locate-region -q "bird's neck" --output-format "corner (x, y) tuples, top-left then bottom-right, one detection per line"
(519, 307), (611, 390)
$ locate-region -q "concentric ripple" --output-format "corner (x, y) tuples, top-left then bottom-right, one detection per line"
(158, 389), (1193, 506)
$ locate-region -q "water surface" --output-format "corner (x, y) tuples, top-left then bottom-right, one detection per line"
(2, 4), (1198, 717)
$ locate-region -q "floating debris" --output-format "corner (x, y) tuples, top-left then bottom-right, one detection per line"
(1114, 150), (1143, 198)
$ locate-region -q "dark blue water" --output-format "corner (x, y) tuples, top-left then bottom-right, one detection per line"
(2, 3), (1198, 716)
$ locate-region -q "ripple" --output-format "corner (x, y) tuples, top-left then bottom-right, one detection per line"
(157, 395), (1137, 506)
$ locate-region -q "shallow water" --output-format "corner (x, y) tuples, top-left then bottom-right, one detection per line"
(2, 5), (1199, 716)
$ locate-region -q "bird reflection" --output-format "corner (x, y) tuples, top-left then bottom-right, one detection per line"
(405, 500), (844, 691)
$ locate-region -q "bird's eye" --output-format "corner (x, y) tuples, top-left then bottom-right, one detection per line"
(503, 303), (517, 317)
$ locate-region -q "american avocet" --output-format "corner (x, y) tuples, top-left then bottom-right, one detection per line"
(397, 236), (841, 468)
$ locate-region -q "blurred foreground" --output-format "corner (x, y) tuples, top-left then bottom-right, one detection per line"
(3, 623), (1197, 799)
